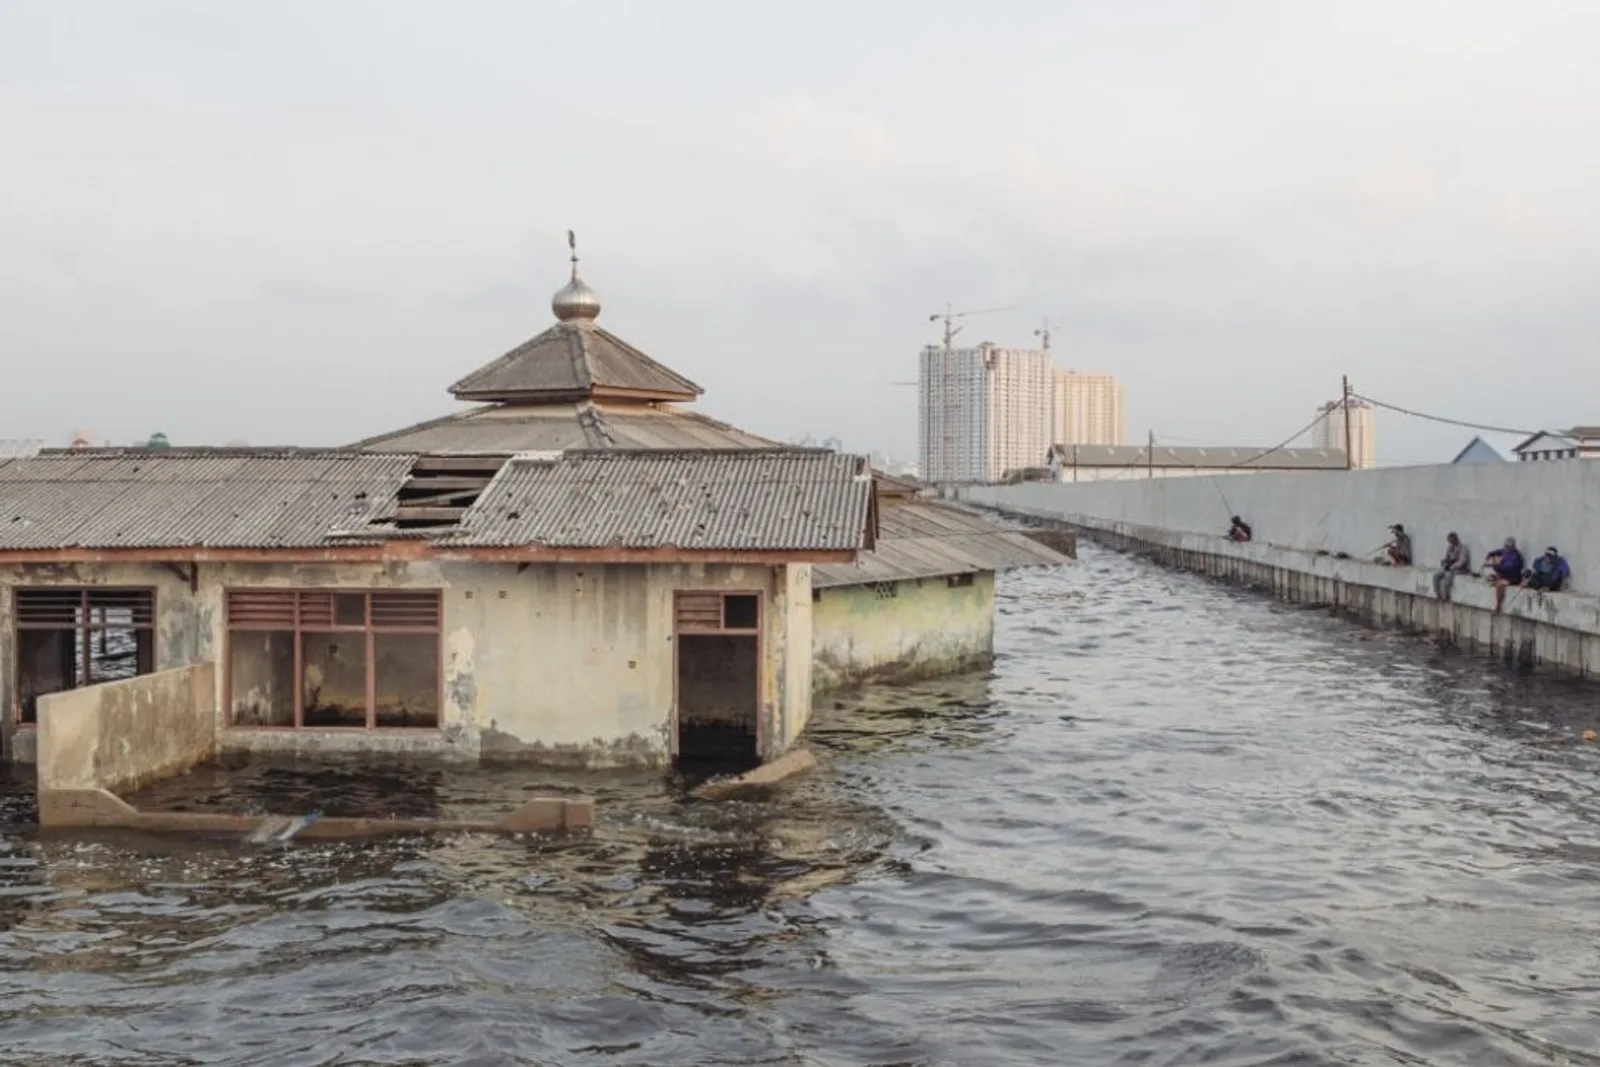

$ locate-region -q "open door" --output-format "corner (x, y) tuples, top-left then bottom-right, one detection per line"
(674, 591), (761, 767)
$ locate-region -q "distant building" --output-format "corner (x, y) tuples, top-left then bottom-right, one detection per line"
(1052, 371), (1125, 446)
(1046, 443), (1347, 482)
(1312, 400), (1375, 469)
(1512, 427), (1600, 462)
(918, 342), (1052, 483)
(0, 440), (43, 459)
(1451, 436), (1506, 464)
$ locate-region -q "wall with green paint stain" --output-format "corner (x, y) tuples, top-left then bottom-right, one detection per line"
(812, 573), (995, 692)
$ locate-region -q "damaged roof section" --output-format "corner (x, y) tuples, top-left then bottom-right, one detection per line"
(0, 447), (875, 558)
(441, 449), (874, 552)
(813, 501), (1066, 588)
(0, 449), (412, 549)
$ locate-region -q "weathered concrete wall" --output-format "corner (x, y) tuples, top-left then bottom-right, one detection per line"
(36, 663), (217, 795)
(965, 499), (1600, 677)
(3, 560), (815, 768)
(812, 574), (996, 692)
(964, 461), (1600, 594)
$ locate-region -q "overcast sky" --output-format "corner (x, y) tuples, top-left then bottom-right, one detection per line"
(4, 1), (1598, 464)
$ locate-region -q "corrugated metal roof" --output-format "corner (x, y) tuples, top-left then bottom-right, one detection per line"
(814, 502), (1067, 587)
(0, 448), (873, 555)
(353, 403), (781, 453)
(0, 450), (415, 549)
(447, 322), (702, 402)
(445, 450), (873, 551)
(1047, 444), (1348, 470)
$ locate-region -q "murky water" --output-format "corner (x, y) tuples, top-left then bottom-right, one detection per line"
(5, 545), (1600, 1065)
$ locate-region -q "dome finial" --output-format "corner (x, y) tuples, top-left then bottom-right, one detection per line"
(552, 228), (601, 323)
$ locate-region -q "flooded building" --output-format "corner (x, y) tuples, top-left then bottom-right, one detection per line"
(0, 448), (874, 768)
(0, 244), (1066, 772)
(812, 491), (1063, 690)
(356, 249), (1071, 691)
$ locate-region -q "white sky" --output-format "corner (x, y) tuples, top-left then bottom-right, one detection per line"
(4, 0), (1598, 464)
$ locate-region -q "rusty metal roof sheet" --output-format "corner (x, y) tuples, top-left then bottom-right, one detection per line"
(0, 450), (414, 549)
(813, 501), (1067, 587)
(352, 402), (781, 453)
(448, 322), (703, 403)
(446, 450), (874, 551)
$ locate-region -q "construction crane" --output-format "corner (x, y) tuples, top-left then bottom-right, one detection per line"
(929, 302), (1022, 350)
(1033, 315), (1065, 353)
(891, 302), (1023, 387)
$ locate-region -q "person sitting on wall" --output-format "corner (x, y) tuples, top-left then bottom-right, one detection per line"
(1227, 516), (1253, 542)
(1381, 523), (1413, 566)
(1484, 538), (1525, 614)
(1528, 546), (1571, 593)
(1432, 532), (1471, 602)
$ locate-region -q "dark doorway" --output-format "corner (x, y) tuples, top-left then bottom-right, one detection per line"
(674, 591), (761, 767)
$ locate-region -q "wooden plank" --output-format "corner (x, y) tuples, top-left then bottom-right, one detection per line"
(409, 456), (510, 472)
(396, 476), (494, 491)
(393, 507), (469, 522)
(396, 488), (486, 505)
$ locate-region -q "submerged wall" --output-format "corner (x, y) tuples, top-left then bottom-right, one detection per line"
(2, 561), (813, 768)
(36, 662), (217, 797)
(962, 470), (1600, 677)
(812, 573), (996, 692)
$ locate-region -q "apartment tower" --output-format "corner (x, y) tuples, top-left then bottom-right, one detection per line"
(918, 343), (1053, 483)
(1312, 399), (1376, 469)
(1052, 371), (1125, 446)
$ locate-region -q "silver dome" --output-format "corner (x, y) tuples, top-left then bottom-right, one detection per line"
(553, 228), (601, 323)
(552, 274), (601, 322)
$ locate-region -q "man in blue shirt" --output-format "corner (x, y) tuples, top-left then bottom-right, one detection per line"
(1484, 537), (1525, 614)
(1528, 546), (1571, 593)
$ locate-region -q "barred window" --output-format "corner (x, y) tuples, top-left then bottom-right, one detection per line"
(13, 588), (156, 724)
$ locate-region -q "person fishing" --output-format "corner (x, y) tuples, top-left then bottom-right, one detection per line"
(1432, 532), (1471, 601)
(1382, 523), (1413, 566)
(1484, 537), (1525, 613)
(1528, 546), (1571, 593)
(1227, 516), (1253, 542)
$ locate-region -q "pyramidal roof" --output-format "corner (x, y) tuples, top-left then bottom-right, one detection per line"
(448, 321), (702, 403)
(447, 237), (702, 404)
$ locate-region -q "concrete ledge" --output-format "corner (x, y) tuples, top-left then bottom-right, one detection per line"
(38, 786), (592, 836)
(990, 505), (1600, 678)
(695, 748), (819, 798)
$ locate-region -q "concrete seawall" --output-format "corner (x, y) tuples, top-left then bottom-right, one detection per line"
(961, 468), (1600, 678)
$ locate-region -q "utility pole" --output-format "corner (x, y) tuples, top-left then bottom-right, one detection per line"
(1147, 429), (1155, 479)
(1341, 375), (1354, 471)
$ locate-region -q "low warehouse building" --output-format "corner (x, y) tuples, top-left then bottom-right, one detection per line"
(0, 448), (874, 769)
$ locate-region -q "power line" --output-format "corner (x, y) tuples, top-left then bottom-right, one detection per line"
(1226, 408), (1335, 468)
(1350, 391), (1539, 438)
(1147, 408), (1334, 470)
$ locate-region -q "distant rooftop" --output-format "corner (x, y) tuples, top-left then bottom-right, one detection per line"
(1048, 444), (1348, 471)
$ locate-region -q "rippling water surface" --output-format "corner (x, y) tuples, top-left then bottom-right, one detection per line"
(5, 545), (1600, 1065)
